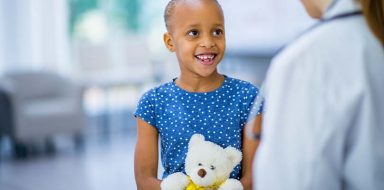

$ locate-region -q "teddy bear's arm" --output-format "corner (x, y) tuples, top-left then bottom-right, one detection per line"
(160, 172), (189, 190)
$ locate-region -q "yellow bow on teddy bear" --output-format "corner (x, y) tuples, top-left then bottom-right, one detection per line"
(185, 177), (223, 190)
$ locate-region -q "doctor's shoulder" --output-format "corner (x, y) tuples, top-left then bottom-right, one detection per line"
(271, 16), (368, 69)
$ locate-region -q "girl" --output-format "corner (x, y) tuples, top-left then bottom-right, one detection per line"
(134, 0), (262, 190)
(255, 0), (384, 189)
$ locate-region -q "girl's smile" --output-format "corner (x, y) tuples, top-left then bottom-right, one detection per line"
(195, 53), (217, 66)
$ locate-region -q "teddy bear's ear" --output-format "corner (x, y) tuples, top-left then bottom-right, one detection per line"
(224, 147), (242, 167)
(188, 134), (205, 149)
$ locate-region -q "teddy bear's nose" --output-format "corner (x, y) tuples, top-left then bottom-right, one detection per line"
(198, 169), (207, 178)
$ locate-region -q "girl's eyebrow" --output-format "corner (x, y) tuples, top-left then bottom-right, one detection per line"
(214, 23), (224, 27)
(185, 24), (201, 28)
(185, 23), (224, 28)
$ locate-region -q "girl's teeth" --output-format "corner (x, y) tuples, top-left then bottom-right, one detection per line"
(197, 55), (214, 60)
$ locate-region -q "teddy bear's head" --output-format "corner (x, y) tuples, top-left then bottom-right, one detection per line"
(185, 134), (242, 187)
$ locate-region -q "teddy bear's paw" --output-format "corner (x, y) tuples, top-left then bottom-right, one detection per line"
(218, 178), (243, 190)
(160, 172), (189, 190)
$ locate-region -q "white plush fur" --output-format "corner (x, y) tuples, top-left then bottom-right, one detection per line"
(160, 172), (189, 190)
(160, 134), (243, 190)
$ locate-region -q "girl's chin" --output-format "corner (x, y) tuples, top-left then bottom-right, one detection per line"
(195, 68), (218, 78)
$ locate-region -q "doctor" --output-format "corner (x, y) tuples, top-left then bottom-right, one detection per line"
(254, 0), (384, 189)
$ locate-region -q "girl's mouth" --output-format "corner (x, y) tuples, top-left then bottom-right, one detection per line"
(195, 53), (217, 66)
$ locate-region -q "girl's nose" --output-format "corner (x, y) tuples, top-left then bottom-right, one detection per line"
(199, 36), (215, 48)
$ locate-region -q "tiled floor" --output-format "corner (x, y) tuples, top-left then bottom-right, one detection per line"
(0, 113), (139, 190)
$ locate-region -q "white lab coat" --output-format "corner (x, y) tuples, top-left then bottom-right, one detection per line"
(254, 0), (384, 189)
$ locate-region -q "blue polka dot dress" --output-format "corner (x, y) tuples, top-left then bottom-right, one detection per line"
(134, 75), (262, 179)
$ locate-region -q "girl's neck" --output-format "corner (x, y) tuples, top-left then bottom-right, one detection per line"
(175, 73), (225, 93)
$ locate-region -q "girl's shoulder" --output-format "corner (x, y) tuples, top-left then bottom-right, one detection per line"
(224, 76), (259, 93)
(141, 80), (175, 97)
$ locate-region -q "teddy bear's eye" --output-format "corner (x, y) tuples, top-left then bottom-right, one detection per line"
(198, 163), (202, 166)
(210, 165), (215, 170)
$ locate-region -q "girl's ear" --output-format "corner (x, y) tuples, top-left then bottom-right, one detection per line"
(163, 32), (174, 52)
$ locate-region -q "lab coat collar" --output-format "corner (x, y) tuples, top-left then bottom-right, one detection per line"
(323, 0), (361, 20)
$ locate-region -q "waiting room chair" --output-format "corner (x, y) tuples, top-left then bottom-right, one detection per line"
(0, 70), (86, 157)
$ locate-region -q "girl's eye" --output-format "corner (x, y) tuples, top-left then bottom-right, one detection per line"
(210, 165), (215, 170)
(213, 29), (223, 36)
(198, 163), (202, 166)
(187, 30), (199, 37)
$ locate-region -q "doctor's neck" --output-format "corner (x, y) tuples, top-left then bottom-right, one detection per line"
(301, 0), (332, 18)
(318, 0), (333, 15)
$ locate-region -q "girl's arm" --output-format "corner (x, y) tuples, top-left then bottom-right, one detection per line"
(240, 114), (262, 190)
(134, 118), (162, 190)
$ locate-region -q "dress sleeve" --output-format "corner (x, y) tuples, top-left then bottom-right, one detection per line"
(241, 84), (263, 127)
(134, 89), (157, 128)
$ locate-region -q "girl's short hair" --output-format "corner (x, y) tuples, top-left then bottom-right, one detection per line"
(164, 0), (222, 32)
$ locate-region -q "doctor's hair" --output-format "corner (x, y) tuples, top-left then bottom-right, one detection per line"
(359, 0), (384, 44)
(164, 0), (223, 32)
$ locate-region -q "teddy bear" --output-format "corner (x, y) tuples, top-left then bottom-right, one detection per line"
(160, 134), (243, 190)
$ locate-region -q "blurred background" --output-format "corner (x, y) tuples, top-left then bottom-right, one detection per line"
(0, 0), (313, 189)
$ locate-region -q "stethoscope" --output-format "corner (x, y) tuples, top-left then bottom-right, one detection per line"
(246, 3), (363, 141)
(276, 8), (363, 55)
(309, 0), (362, 35)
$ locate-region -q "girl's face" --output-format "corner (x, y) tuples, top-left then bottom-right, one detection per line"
(163, 0), (225, 78)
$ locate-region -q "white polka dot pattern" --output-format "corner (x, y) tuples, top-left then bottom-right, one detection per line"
(134, 76), (262, 179)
